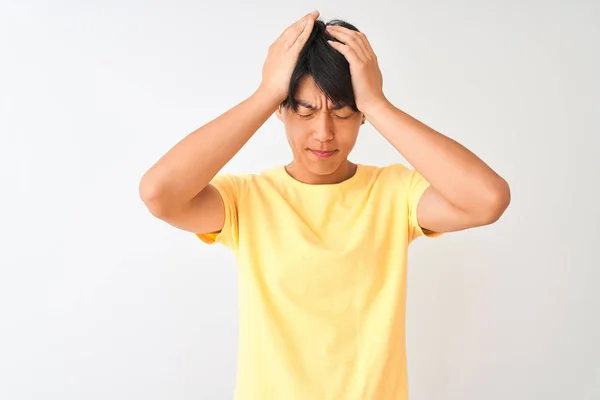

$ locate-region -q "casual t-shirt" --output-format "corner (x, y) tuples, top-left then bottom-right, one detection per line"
(197, 163), (442, 400)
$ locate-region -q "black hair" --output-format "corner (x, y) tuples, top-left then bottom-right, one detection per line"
(280, 19), (360, 113)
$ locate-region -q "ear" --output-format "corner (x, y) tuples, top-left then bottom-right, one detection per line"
(275, 105), (284, 121)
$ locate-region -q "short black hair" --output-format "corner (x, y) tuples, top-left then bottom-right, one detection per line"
(280, 19), (360, 113)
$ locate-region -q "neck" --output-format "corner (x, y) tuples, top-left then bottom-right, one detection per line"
(285, 160), (357, 185)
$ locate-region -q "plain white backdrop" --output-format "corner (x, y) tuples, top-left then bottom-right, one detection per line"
(1, 0), (599, 399)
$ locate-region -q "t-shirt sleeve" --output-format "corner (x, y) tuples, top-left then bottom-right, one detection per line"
(195, 173), (242, 250)
(391, 164), (444, 242)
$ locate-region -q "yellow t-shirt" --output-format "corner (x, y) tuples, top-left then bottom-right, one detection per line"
(197, 163), (442, 400)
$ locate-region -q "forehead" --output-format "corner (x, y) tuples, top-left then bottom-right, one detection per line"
(294, 75), (343, 109)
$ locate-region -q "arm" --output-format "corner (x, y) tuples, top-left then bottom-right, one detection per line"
(139, 11), (320, 234)
(326, 26), (510, 233)
(365, 103), (510, 232)
(139, 88), (280, 233)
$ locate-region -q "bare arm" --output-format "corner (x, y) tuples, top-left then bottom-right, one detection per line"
(327, 25), (510, 233)
(366, 103), (510, 232)
(139, 11), (320, 234)
(139, 89), (280, 231)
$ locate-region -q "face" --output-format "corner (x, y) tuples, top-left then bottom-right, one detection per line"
(276, 75), (365, 183)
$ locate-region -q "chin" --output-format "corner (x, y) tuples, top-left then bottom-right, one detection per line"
(304, 156), (346, 175)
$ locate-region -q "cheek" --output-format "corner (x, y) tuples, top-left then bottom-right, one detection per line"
(284, 127), (309, 150)
(336, 124), (361, 146)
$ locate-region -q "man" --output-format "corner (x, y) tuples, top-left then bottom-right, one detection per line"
(139, 10), (510, 400)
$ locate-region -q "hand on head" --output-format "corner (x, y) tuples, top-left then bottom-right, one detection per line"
(258, 11), (386, 116)
(258, 10), (320, 103)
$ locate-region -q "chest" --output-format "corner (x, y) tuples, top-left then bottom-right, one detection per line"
(236, 188), (409, 300)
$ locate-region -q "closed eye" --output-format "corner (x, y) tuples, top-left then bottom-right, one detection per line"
(297, 113), (353, 120)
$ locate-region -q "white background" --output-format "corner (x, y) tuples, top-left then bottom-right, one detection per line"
(1, 0), (599, 399)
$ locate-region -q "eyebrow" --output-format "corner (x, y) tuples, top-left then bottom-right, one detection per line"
(295, 98), (347, 111)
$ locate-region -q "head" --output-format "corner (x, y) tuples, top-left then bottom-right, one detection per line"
(275, 19), (365, 181)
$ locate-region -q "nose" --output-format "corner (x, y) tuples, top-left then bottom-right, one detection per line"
(312, 112), (334, 142)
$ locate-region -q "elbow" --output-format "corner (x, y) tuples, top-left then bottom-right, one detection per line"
(474, 178), (511, 226)
(139, 175), (170, 218)
(478, 178), (511, 225)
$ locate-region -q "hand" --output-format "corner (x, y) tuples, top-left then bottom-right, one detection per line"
(258, 10), (319, 103)
(326, 26), (388, 114)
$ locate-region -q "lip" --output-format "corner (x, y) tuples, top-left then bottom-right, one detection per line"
(309, 149), (337, 158)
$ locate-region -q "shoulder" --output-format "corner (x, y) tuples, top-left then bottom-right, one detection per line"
(359, 162), (415, 184)
(380, 163), (413, 176)
(356, 163), (428, 205)
(210, 166), (285, 194)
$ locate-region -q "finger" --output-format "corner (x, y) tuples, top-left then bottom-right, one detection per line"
(356, 31), (377, 59)
(327, 40), (362, 65)
(292, 16), (315, 49)
(281, 10), (319, 41)
(292, 10), (319, 29)
(326, 26), (369, 62)
(327, 26), (371, 60)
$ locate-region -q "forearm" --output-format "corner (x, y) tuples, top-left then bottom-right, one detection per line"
(139, 87), (280, 208)
(364, 100), (510, 213)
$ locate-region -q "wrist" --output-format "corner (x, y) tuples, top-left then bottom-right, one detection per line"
(255, 84), (286, 107)
(361, 97), (392, 119)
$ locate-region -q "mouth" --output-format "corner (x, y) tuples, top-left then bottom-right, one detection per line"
(309, 149), (338, 158)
